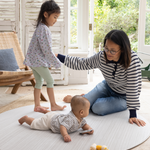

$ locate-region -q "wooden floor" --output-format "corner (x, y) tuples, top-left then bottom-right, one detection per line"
(1, 73), (150, 150)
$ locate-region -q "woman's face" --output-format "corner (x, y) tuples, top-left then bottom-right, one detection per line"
(105, 39), (122, 62)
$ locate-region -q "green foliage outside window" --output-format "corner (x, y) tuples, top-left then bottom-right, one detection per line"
(145, 12), (150, 45)
(69, 0), (150, 50)
(94, 0), (140, 52)
(70, 0), (77, 44)
(70, 0), (77, 7)
(70, 9), (77, 44)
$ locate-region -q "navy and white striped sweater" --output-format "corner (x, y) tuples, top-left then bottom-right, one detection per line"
(58, 50), (142, 118)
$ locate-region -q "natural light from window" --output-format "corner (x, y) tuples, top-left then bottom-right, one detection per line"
(69, 0), (78, 47)
(145, 0), (150, 45)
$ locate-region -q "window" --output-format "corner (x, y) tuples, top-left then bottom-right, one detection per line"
(147, 0), (150, 9)
(138, 0), (150, 67)
(69, 0), (78, 47)
(68, 0), (89, 52)
(145, 0), (150, 45)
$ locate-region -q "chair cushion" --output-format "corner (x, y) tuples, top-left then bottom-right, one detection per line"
(0, 48), (19, 71)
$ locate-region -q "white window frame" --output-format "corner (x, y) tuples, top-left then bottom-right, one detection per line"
(68, 0), (78, 47)
(68, 0), (89, 52)
(138, 0), (150, 67)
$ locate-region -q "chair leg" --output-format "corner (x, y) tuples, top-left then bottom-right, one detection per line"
(40, 93), (47, 101)
(30, 79), (47, 101)
(11, 83), (22, 94)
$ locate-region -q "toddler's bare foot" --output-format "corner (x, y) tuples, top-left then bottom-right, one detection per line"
(34, 106), (50, 114)
(63, 95), (72, 103)
(18, 116), (27, 125)
(51, 104), (66, 111)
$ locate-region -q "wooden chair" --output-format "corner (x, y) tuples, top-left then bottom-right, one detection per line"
(0, 32), (47, 101)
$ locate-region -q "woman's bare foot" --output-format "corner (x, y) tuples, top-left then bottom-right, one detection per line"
(34, 106), (50, 114)
(18, 116), (27, 125)
(51, 104), (66, 111)
(63, 95), (72, 103)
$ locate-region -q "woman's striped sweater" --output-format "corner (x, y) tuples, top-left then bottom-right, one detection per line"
(58, 50), (142, 118)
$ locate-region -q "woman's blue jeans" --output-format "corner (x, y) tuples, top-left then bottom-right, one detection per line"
(83, 80), (127, 116)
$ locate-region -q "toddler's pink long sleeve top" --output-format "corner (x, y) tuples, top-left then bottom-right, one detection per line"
(24, 23), (61, 69)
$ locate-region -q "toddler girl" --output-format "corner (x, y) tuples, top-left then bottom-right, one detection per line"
(24, 0), (66, 113)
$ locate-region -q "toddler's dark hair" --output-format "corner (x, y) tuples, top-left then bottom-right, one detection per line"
(36, 0), (61, 27)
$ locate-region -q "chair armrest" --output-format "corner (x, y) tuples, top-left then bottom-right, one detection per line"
(0, 70), (33, 79)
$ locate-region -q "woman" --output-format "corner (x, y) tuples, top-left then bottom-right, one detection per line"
(56, 29), (146, 127)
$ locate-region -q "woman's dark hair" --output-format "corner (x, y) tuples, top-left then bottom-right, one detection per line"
(103, 30), (131, 69)
(36, 0), (61, 27)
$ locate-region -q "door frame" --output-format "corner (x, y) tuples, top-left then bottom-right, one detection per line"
(138, 0), (150, 67)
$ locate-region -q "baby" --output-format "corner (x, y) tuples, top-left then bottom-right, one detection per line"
(18, 95), (94, 142)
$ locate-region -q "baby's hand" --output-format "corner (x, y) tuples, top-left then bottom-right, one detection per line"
(84, 129), (94, 135)
(64, 134), (71, 142)
(87, 129), (94, 134)
(79, 129), (94, 135)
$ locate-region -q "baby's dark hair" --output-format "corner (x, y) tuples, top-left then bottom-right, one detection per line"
(71, 95), (89, 112)
(36, 0), (61, 27)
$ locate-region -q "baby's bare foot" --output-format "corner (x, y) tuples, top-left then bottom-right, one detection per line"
(34, 106), (50, 114)
(18, 116), (27, 125)
(63, 95), (72, 103)
(51, 104), (66, 111)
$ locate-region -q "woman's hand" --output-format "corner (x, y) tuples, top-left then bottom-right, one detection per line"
(55, 54), (58, 57)
(129, 118), (146, 127)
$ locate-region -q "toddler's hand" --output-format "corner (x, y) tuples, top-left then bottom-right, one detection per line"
(64, 134), (71, 142)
